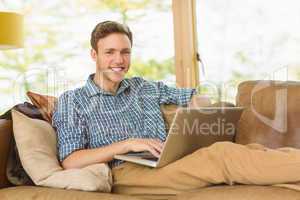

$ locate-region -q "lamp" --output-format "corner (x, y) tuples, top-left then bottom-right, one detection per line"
(0, 11), (23, 50)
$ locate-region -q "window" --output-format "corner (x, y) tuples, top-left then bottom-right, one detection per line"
(0, 0), (175, 113)
(196, 0), (300, 102)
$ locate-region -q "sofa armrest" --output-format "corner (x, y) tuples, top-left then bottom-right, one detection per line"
(0, 119), (13, 188)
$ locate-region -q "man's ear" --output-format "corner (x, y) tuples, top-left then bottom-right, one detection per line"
(90, 49), (97, 61)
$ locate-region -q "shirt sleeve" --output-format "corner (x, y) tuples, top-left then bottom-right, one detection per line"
(153, 81), (197, 106)
(52, 91), (88, 162)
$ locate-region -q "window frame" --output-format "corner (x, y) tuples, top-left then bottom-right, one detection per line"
(172, 0), (200, 88)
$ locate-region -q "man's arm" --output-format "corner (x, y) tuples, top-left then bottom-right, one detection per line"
(153, 80), (211, 107)
(62, 138), (163, 169)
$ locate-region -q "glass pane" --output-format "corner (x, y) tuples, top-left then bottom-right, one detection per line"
(0, 0), (175, 113)
(196, 0), (300, 103)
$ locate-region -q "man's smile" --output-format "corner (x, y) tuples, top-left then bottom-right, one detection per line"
(110, 67), (125, 72)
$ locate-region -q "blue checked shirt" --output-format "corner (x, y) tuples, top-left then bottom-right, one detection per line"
(52, 74), (196, 167)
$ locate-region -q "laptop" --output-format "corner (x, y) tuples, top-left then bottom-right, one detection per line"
(114, 107), (244, 168)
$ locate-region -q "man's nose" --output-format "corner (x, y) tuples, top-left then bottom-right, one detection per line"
(114, 53), (124, 64)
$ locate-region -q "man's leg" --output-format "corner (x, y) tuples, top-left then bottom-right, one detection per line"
(112, 142), (300, 195)
(112, 147), (221, 195)
(215, 142), (300, 185)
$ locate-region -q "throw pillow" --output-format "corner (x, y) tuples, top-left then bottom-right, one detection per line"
(26, 91), (58, 123)
(11, 110), (112, 192)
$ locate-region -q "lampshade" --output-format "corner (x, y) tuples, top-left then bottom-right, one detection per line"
(0, 11), (24, 49)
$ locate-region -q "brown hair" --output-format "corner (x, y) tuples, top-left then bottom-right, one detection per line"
(90, 21), (133, 52)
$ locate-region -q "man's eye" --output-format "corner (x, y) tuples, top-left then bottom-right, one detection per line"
(105, 51), (113, 54)
(122, 51), (131, 55)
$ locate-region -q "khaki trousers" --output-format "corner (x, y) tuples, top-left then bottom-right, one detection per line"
(112, 142), (300, 195)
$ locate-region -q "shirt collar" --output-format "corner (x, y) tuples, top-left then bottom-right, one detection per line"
(84, 74), (130, 98)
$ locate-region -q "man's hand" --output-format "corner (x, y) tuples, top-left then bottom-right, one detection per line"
(62, 138), (163, 169)
(188, 95), (211, 108)
(124, 138), (164, 158)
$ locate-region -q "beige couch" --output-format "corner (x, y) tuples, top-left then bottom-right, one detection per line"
(1, 80), (300, 200)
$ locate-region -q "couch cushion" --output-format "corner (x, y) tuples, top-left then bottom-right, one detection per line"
(175, 185), (300, 200)
(235, 80), (300, 148)
(27, 91), (57, 123)
(11, 110), (112, 192)
(0, 120), (12, 188)
(0, 186), (144, 200)
(1, 185), (300, 200)
(160, 104), (178, 132)
(160, 96), (213, 133)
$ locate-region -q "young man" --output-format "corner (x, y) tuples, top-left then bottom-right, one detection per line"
(52, 21), (206, 169)
(53, 21), (300, 195)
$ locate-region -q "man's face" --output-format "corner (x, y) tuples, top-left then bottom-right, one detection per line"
(91, 33), (131, 83)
